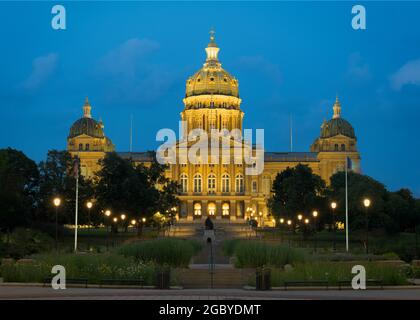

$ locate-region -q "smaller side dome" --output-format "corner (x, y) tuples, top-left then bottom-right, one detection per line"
(68, 97), (105, 138)
(319, 96), (356, 140)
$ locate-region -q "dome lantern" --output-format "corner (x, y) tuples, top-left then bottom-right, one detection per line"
(332, 95), (341, 119)
(83, 96), (92, 118)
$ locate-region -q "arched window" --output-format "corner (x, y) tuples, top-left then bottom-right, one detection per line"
(193, 174), (202, 193)
(85, 144), (90, 151)
(208, 202), (216, 216)
(222, 203), (230, 217)
(334, 144), (339, 151)
(180, 173), (188, 193)
(194, 202), (202, 217)
(208, 174), (216, 193)
(221, 174), (230, 193)
(235, 174), (244, 193)
(341, 144), (345, 151)
(79, 143), (83, 151)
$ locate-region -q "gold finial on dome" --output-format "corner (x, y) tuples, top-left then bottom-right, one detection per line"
(205, 28), (219, 61)
(332, 95), (341, 119)
(83, 96), (92, 118)
(209, 27), (216, 44)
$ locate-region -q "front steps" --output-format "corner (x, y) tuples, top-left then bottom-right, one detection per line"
(177, 265), (254, 289)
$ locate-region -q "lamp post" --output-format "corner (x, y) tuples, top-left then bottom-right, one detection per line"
(86, 201), (93, 251)
(297, 214), (303, 245)
(259, 211), (263, 228)
(112, 217), (118, 247)
(104, 209), (111, 250)
(304, 218), (310, 245)
(279, 218), (285, 242)
(312, 210), (319, 252)
(53, 197), (61, 252)
(363, 198), (371, 254)
(331, 202), (337, 251)
(287, 219), (292, 247)
(121, 214), (127, 232)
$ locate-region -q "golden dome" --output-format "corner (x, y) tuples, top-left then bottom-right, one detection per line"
(185, 30), (239, 99)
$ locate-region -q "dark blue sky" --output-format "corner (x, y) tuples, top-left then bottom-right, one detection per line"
(1, 1), (420, 196)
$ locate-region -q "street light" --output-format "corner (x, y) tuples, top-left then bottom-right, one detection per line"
(297, 214), (303, 221)
(278, 218), (285, 242)
(312, 210), (319, 252)
(331, 202), (337, 251)
(287, 219), (293, 247)
(121, 214), (126, 220)
(53, 197), (61, 252)
(363, 198), (371, 254)
(86, 201), (93, 225)
(86, 201), (93, 251)
(105, 209), (111, 217)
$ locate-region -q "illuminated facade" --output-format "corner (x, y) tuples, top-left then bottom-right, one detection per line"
(67, 32), (360, 224)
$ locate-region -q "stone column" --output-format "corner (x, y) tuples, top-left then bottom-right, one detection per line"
(187, 200), (194, 221)
(230, 200), (237, 221)
(216, 200), (222, 220)
(202, 200), (208, 218)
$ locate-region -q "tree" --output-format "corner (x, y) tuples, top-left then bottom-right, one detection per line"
(329, 171), (388, 231)
(0, 148), (39, 232)
(94, 152), (179, 232)
(268, 164), (326, 221)
(37, 150), (94, 226)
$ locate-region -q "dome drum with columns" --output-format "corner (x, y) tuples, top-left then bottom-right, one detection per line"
(67, 30), (361, 224)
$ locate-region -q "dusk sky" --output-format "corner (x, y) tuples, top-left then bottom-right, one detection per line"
(0, 1), (419, 196)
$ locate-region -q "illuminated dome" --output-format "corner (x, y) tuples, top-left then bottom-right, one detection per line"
(68, 97), (105, 138)
(320, 97), (356, 139)
(185, 30), (239, 99)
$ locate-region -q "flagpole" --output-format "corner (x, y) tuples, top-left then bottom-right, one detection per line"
(345, 157), (349, 252)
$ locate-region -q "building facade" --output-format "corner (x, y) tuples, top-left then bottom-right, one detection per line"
(67, 32), (360, 224)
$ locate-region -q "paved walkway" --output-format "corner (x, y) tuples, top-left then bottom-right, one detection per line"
(0, 285), (419, 300)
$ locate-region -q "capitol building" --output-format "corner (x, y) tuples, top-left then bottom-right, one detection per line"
(67, 32), (360, 224)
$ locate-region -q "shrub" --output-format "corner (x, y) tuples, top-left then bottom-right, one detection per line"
(263, 262), (409, 287)
(118, 238), (201, 267)
(0, 253), (157, 284)
(1, 229), (53, 259)
(232, 241), (306, 268)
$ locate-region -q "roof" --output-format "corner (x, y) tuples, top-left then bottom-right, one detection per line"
(116, 151), (319, 163)
(264, 152), (319, 162)
(117, 152), (156, 162)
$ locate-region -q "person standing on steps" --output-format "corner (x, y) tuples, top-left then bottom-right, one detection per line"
(205, 216), (214, 230)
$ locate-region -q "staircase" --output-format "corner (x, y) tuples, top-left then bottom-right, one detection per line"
(178, 266), (254, 289)
(172, 219), (256, 289)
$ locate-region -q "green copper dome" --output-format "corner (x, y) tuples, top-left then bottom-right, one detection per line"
(69, 117), (104, 138)
(320, 117), (356, 139)
(319, 96), (356, 139)
(68, 97), (105, 138)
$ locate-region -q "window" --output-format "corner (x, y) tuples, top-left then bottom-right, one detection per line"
(208, 202), (216, 216)
(235, 174), (244, 193)
(221, 174), (230, 193)
(193, 174), (202, 193)
(208, 174), (216, 193)
(252, 181), (258, 193)
(341, 144), (345, 151)
(222, 203), (230, 217)
(85, 144), (90, 151)
(194, 203), (202, 217)
(79, 143), (83, 151)
(334, 144), (339, 151)
(180, 173), (188, 193)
